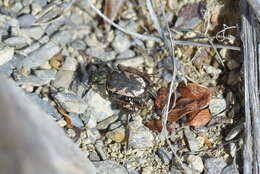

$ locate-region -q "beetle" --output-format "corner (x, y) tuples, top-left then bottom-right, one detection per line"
(106, 64), (155, 110)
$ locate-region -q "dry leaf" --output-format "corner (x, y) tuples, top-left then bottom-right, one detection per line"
(178, 83), (212, 109)
(145, 120), (163, 132)
(155, 87), (175, 110)
(185, 109), (212, 126)
(57, 106), (73, 129)
(49, 53), (63, 69)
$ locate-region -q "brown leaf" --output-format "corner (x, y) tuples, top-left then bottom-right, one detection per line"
(167, 98), (198, 122)
(178, 83), (212, 109)
(145, 120), (163, 132)
(57, 106), (73, 129)
(185, 109), (212, 126)
(104, 0), (126, 30)
(155, 87), (175, 110)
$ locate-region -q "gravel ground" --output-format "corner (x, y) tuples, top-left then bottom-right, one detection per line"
(0, 0), (243, 173)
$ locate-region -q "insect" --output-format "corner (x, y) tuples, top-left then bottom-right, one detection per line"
(106, 65), (155, 110)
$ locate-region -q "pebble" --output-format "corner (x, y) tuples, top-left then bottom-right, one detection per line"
(53, 92), (88, 114)
(68, 113), (84, 128)
(0, 43), (14, 66)
(87, 128), (101, 143)
(57, 119), (67, 127)
(67, 128), (76, 138)
(86, 47), (117, 61)
(184, 128), (200, 152)
(96, 115), (119, 130)
(21, 42), (60, 69)
(60, 56), (78, 71)
(34, 69), (57, 80)
(15, 72), (55, 86)
(209, 98), (227, 116)
(52, 70), (75, 89)
(117, 49), (136, 59)
(83, 89), (118, 122)
(203, 65), (222, 79)
(27, 93), (61, 120)
(225, 123), (244, 141)
(204, 158), (227, 174)
(51, 30), (74, 45)
(20, 27), (44, 40)
(106, 125), (126, 143)
(71, 39), (86, 50)
(93, 160), (128, 174)
(187, 155), (204, 173)
(4, 36), (28, 48)
(18, 42), (41, 56)
(112, 32), (131, 52)
(108, 121), (123, 130)
(221, 164), (239, 174)
(115, 56), (144, 68)
(89, 151), (101, 161)
(95, 140), (108, 160)
(157, 148), (172, 165)
(18, 14), (37, 27)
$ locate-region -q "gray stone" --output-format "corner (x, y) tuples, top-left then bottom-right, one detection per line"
(71, 40), (86, 50)
(52, 70), (74, 89)
(0, 61), (13, 76)
(34, 69), (57, 80)
(225, 124), (243, 141)
(204, 65), (222, 79)
(112, 32), (131, 52)
(204, 158), (227, 174)
(87, 128), (101, 143)
(184, 128), (200, 152)
(45, 18), (66, 36)
(51, 30), (74, 45)
(89, 151), (101, 161)
(106, 125), (125, 143)
(115, 56), (144, 68)
(21, 42), (60, 69)
(86, 48), (117, 61)
(128, 119), (154, 149)
(18, 42), (41, 56)
(83, 89), (117, 122)
(0, 43), (14, 66)
(157, 148), (172, 165)
(68, 113), (84, 128)
(117, 49), (136, 59)
(0, 14), (19, 29)
(221, 164), (239, 174)
(170, 167), (182, 174)
(61, 56), (78, 71)
(4, 36), (27, 48)
(96, 115), (119, 130)
(209, 98), (227, 116)
(108, 121), (123, 130)
(93, 160), (128, 174)
(18, 14), (37, 27)
(27, 93), (61, 120)
(187, 155), (204, 173)
(53, 92), (87, 113)
(21, 27), (44, 40)
(95, 140), (107, 160)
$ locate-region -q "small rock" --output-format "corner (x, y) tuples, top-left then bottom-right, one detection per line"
(60, 56), (78, 71)
(209, 98), (227, 116)
(117, 49), (136, 59)
(53, 92), (88, 113)
(187, 155), (204, 173)
(108, 121), (123, 130)
(52, 70), (75, 89)
(71, 39), (86, 50)
(57, 119), (67, 127)
(20, 27), (44, 40)
(86, 47), (117, 61)
(225, 123), (243, 141)
(51, 30), (74, 45)
(112, 32), (131, 52)
(0, 43), (14, 66)
(157, 148), (172, 165)
(21, 42), (60, 69)
(96, 115), (119, 130)
(83, 89), (118, 122)
(27, 93), (61, 120)
(93, 160), (128, 174)
(95, 140), (107, 160)
(18, 42), (41, 56)
(115, 56), (144, 68)
(34, 69), (57, 80)
(203, 65), (222, 79)
(89, 151), (101, 161)
(204, 158), (227, 174)
(221, 164), (239, 174)
(184, 128), (200, 152)
(18, 14), (37, 27)
(67, 128), (76, 138)
(68, 113), (84, 128)
(4, 36), (28, 48)
(87, 128), (101, 143)
(15, 71), (56, 86)
(106, 125), (126, 143)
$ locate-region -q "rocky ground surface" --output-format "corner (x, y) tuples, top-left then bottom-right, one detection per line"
(0, 0), (243, 173)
